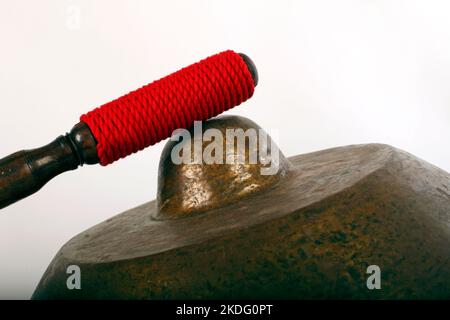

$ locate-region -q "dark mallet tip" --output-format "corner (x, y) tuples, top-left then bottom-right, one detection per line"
(239, 53), (258, 87)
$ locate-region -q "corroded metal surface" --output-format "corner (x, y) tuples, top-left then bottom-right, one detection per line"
(32, 116), (450, 299)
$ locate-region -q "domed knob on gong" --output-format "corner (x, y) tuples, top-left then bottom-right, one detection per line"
(154, 115), (292, 220)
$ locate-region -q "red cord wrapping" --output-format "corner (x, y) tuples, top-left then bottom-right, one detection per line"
(80, 50), (255, 166)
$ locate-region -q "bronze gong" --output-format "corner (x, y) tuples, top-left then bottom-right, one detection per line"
(32, 115), (450, 299)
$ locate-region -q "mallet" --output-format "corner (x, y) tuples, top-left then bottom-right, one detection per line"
(0, 50), (258, 209)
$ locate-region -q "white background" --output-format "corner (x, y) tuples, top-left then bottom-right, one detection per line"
(0, 0), (449, 299)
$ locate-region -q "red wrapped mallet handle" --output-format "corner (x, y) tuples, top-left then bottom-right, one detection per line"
(81, 50), (257, 165)
(0, 50), (258, 209)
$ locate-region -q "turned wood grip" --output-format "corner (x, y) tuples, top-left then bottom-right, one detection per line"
(0, 122), (98, 209)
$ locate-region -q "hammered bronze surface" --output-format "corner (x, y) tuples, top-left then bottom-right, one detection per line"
(32, 116), (450, 299)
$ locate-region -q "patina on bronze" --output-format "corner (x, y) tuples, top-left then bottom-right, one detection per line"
(33, 116), (450, 299)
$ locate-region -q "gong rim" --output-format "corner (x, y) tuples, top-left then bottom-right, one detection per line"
(60, 143), (394, 264)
